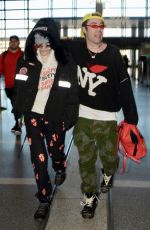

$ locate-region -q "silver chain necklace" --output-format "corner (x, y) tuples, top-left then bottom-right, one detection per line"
(88, 49), (97, 59)
(87, 42), (104, 59)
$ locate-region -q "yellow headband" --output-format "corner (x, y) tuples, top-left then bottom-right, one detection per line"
(81, 12), (105, 37)
(82, 12), (104, 24)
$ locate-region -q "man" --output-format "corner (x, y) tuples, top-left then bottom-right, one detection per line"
(0, 35), (23, 135)
(70, 12), (138, 219)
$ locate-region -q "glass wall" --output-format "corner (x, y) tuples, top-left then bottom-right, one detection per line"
(0, 0), (150, 52)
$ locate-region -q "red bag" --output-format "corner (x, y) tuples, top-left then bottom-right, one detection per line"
(118, 120), (147, 173)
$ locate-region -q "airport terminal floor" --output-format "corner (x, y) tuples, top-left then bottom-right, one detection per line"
(0, 73), (150, 230)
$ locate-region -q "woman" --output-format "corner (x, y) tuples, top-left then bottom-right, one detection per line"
(13, 18), (79, 219)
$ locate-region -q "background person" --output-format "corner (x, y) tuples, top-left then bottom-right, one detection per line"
(67, 12), (138, 219)
(123, 54), (129, 70)
(0, 35), (23, 135)
(13, 18), (79, 219)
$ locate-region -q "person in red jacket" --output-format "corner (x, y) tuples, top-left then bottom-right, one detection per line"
(0, 35), (23, 135)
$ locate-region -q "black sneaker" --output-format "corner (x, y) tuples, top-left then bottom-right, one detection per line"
(80, 193), (99, 219)
(101, 173), (113, 193)
(34, 202), (50, 219)
(11, 124), (22, 135)
(55, 169), (66, 186)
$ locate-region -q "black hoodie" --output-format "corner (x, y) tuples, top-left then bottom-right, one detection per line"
(24, 18), (67, 64)
(13, 18), (79, 130)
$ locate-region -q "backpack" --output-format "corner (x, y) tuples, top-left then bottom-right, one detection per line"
(118, 120), (147, 173)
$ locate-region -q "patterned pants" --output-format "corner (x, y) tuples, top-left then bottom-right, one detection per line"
(73, 117), (119, 194)
(24, 112), (66, 201)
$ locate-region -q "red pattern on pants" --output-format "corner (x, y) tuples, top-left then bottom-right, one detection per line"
(24, 112), (66, 201)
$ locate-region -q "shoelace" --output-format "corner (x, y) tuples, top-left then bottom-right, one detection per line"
(103, 174), (112, 185)
(80, 194), (100, 207)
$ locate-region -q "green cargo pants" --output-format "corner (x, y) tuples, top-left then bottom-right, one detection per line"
(73, 117), (119, 194)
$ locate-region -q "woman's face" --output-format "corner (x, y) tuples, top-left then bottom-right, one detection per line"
(37, 42), (52, 57)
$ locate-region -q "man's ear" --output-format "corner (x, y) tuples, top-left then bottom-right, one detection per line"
(82, 26), (86, 35)
(80, 26), (86, 37)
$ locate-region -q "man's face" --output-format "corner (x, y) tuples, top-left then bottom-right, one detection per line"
(82, 18), (104, 45)
(9, 39), (20, 51)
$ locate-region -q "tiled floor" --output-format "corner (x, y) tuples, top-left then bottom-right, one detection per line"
(0, 77), (149, 230)
(112, 81), (150, 230)
(46, 144), (107, 230)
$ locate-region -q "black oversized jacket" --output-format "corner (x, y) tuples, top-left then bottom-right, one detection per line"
(13, 56), (79, 130)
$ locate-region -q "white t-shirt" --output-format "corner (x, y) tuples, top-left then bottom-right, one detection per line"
(79, 104), (117, 121)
